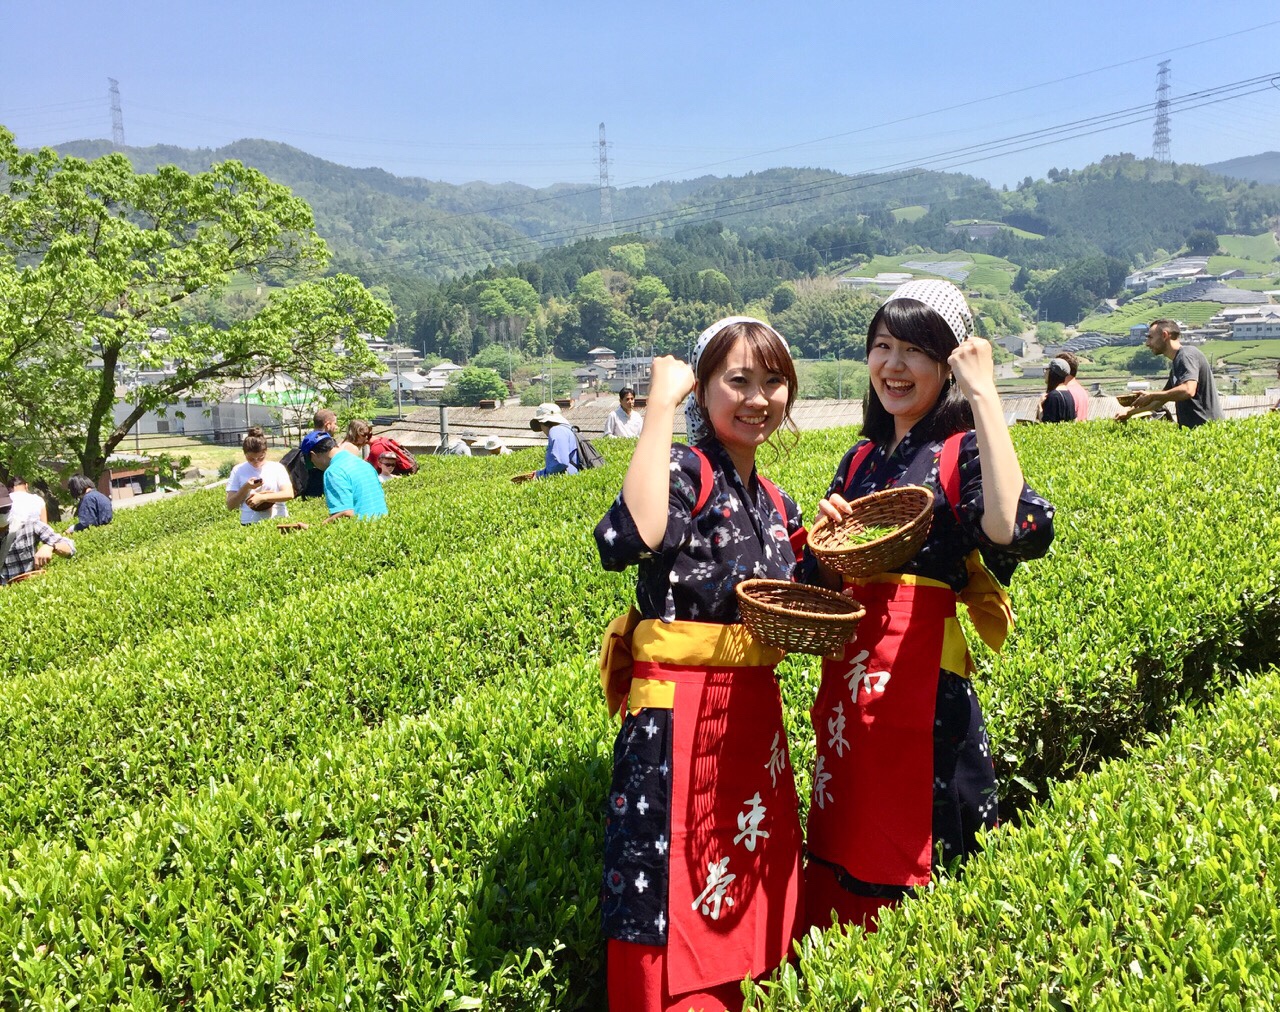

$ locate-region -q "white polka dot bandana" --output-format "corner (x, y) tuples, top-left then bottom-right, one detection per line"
(685, 316), (786, 445)
(883, 279), (974, 347)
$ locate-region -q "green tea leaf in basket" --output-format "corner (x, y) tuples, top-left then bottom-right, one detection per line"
(845, 523), (898, 545)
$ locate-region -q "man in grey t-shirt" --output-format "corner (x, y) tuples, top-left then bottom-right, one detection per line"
(1118, 319), (1223, 428)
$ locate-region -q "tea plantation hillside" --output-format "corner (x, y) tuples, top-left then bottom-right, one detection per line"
(3, 418), (1279, 1009)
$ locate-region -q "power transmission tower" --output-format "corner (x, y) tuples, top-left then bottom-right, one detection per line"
(598, 122), (614, 236)
(108, 78), (126, 148)
(1152, 60), (1171, 164)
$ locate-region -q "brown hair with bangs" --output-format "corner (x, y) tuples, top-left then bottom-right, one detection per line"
(694, 320), (799, 453)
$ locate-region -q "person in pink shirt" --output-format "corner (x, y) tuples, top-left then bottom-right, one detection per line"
(1057, 352), (1090, 421)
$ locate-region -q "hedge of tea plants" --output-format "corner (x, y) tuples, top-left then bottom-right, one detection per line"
(752, 665), (1280, 1010)
(1, 416), (1277, 1009)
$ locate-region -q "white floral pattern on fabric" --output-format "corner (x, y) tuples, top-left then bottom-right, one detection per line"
(594, 437), (802, 624)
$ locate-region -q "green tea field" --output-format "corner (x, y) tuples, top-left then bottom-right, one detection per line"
(3, 417), (1279, 1009)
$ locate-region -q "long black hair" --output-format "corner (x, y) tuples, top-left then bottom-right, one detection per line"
(861, 298), (973, 446)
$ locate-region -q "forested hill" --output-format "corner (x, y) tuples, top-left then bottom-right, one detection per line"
(32, 140), (1280, 333)
(43, 138), (987, 279)
(1204, 151), (1280, 186)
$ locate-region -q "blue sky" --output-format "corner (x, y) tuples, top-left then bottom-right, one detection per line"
(3, 2), (1278, 193)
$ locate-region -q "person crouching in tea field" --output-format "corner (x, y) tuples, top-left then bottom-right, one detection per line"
(302, 432), (387, 521)
(594, 318), (808, 1012)
(800, 280), (1055, 933)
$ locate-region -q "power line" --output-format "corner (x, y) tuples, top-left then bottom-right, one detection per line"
(345, 71), (1279, 279)
(15, 19), (1273, 235)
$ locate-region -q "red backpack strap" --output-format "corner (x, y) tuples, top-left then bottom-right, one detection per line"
(938, 431), (966, 523)
(689, 447), (715, 517)
(758, 474), (808, 559)
(841, 440), (878, 496)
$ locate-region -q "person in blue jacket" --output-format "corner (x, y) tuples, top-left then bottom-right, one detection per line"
(529, 402), (580, 478)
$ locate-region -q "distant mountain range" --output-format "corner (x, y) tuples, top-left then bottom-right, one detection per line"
(30, 139), (1280, 297)
(41, 138), (994, 278)
(1204, 151), (1280, 186)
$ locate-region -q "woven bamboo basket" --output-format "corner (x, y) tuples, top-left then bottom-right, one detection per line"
(807, 484), (934, 577)
(735, 579), (865, 658)
(1116, 392), (1140, 406)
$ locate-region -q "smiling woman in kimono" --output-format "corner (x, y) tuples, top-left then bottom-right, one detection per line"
(801, 280), (1055, 933)
(594, 317), (807, 1012)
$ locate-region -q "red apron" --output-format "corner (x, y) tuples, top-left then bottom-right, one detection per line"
(806, 580), (956, 887)
(611, 621), (803, 998)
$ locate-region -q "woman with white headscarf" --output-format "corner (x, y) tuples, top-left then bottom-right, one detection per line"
(593, 317), (807, 1012)
(800, 280), (1056, 933)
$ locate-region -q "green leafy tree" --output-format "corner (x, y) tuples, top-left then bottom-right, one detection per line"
(1036, 321), (1065, 344)
(653, 301), (725, 355)
(772, 288), (879, 359)
(973, 299), (1024, 338)
(560, 270), (634, 357)
(1036, 256), (1128, 324)
(801, 360), (869, 400)
(0, 129), (393, 479)
(628, 275), (671, 319)
(608, 242), (647, 276)
(1184, 229), (1221, 256)
(473, 277), (539, 354)
(440, 366), (508, 406)
(471, 343), (524, 377)
(697, 269), (739, 307)
(1121, 346), (1168, 375)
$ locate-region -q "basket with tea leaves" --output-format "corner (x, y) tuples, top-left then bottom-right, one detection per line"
(807, 485), (934, 577)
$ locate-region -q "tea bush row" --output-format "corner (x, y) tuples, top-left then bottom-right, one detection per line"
(752, 664), (1280, 1010)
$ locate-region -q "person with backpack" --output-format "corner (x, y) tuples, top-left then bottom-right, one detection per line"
(593, 318), (806, 1012)
(528, 403), (581, 478)
(226, 427), (294, 525)
(366, 436), (419, 475)
(296, 409), (339, 498)
(799, 280), (1055, 934)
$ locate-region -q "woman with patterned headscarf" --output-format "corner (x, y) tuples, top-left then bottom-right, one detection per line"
(800, 280), (1056, 933)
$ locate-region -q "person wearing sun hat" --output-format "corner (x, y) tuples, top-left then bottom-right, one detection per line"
(479, 435), (512, 456)
(797, 278), (1056, 934)
(528, 402), (581, 478)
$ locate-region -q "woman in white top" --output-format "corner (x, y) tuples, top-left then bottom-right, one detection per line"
(226, 427), (295, 525)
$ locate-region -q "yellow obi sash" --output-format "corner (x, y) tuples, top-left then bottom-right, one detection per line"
(598, 613), (784, 716)
(845, 550), (1014, 678)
